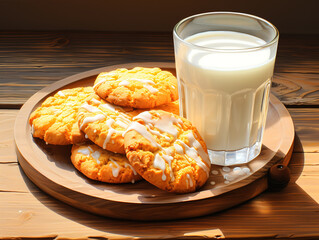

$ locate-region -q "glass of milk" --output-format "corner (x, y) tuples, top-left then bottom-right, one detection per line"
(173, 12), (279, 166)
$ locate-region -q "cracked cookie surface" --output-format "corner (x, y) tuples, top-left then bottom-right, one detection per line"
(124, 110), (211, 193)
(77, 95), (179, 154)
(29, 87), (95, 145)
(71, 143), (142, 183)
(93, 67), (178, 109)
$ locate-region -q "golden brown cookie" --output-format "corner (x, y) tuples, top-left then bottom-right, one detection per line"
(29, 87), (95, 145)
(93, 67), (178, 109)
(77, 95), (134, 154)
(71, 143), (142, 184)
(153, 100), (179, 115)
(124, 110), (211, 193)
(77, 95), (179, 154)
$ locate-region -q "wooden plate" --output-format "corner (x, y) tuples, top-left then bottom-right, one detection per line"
(14, 62), (295, 221)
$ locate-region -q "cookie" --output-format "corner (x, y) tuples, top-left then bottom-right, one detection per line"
(71, 143), (142, 183)
(124, 110), (211, 193)
(132, 100), (180, 116)
(77, 96), (179, 154)
(29, 87), (95, 145)
(77, 96), (134, 154)
(93, 67), (178, 109)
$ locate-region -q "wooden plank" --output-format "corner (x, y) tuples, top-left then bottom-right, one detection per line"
(1, 152), (319, 239)
(0, 32), (174, 106)
(0, 109), (18, 163)
(272, 73), (319, 105)
(289, 108), (319, 153)
(0, 32), (318, 106)
(0, 107), (318, 238)
(275, 34), (319, 74)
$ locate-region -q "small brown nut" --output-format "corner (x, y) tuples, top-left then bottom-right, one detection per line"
(268, 164), (291, 191)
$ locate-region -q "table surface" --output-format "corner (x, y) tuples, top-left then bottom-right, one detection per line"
(1, 31), (319, 240)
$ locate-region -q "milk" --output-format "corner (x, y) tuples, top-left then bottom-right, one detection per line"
(175, 31), (275, 155)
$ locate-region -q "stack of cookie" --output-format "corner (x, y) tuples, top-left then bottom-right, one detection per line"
(29, 67), (211, 193)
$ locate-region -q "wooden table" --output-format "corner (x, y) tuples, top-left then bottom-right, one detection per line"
(1, 32), (319, 239)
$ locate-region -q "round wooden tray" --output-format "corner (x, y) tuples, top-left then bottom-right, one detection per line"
(14, 62), (295, 221)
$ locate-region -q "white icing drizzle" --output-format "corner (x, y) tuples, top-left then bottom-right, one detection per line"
(155, 114), (179, 138)
(126, 111), (210, 181)
(163, 147), (174, 156)
(80, 114), (105, 130)
(148, 127), (171, 140)
(176, 139), (210, 176)
(186, 132), (210, 166)
(103, 119), (115, 148)
(186, 174), (194, 188)
(116, 120), (129, 129)
(151, 147), (175, 182)
(57, 91), (65, 97)
(118, 77), (159, 93)
(93, 72), (117, 89)
(133, 111), (153, 122)
(90, 98), (101, 105)
(77, 147), (90, 155)
(93, 79), (105, 89)
(77, 146), (101, 164)
(124, 162), (137, 175)
(129, 78), (155, 85)
(144, 84), (158, 93)
(100, 102), (117, 112)
(174, 143), (184, 155)
(119, 80), (130, 86)
(81, 103), (102, 113)
(124, 121), (160, 148)
(103, 118), (125, 149)
(81, 102), (131, 149)
(109, 158), (121, 178)
(85, 134), (88, 139)
(133, 111), (179, 139)
(161, 153), (174, 181)
(118, 113), (131, 123)
(153, 154), (167, 181)
(91, 150), (101, 164)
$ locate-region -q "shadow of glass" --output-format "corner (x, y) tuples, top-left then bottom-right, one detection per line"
(288, 133), (304, 183)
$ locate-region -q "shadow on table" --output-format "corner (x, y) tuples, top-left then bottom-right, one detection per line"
(18, 133), (319, 239)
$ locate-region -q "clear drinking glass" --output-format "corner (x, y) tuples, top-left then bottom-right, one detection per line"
(173, 12), (279, 166)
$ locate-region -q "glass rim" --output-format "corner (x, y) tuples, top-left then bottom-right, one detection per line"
(173, 11), (279, 53)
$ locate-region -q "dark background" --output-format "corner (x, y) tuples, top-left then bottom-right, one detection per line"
(0, 0), (318, 34)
